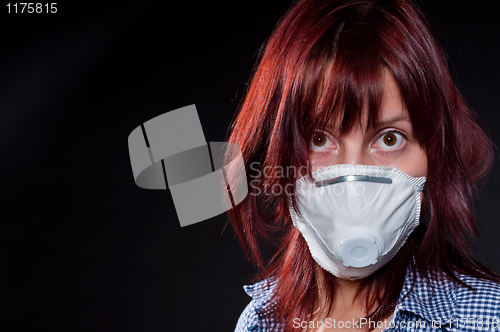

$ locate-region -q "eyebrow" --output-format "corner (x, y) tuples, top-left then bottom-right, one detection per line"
(375, 115), (411, 127)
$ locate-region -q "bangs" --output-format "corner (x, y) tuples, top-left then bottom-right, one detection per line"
(299, 4), (392, 140)
(305, 57), (387, 139)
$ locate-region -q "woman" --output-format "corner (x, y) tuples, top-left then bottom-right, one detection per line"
(228, 0), (500, 331)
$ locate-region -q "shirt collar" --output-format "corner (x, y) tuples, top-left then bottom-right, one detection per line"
(244, 278), (278, 306)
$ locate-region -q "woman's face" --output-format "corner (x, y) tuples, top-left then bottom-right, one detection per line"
(309, 73), (428, 179)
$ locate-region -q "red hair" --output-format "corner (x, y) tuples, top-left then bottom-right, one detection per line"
(227, 0), (498, 330)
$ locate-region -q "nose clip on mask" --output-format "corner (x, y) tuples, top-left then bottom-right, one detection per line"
(289, 164), (426, 280)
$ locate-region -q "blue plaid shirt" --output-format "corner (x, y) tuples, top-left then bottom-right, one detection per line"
(235, 268), (500, 331)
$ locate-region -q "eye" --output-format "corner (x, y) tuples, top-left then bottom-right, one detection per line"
(374, 131), (405, 150)
(311, 131), (334, 151)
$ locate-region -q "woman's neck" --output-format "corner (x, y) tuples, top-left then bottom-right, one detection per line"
(310, 266), (393, 332)
(314, 265), (373, 319)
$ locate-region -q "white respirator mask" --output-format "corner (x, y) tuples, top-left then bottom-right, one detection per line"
(288, 164), (426, 280)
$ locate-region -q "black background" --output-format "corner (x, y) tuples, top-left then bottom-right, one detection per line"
(1, 0), (500, 331)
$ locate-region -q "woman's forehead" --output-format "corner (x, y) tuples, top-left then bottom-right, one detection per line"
(377, 74), (409, 125)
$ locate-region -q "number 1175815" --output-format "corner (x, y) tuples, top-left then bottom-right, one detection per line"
(6, 3), (57, 14)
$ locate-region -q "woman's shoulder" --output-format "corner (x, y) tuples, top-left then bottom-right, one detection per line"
(396, 267), (500, 329)
(445, 273), (500, 328)
(408, 269), (500, 324)
(235, 278), (282, 332)
(453, 273), (500, 308)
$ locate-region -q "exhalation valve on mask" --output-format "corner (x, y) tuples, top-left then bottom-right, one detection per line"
(336, 228), (384, 268)
(289, 164), (426, 280)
